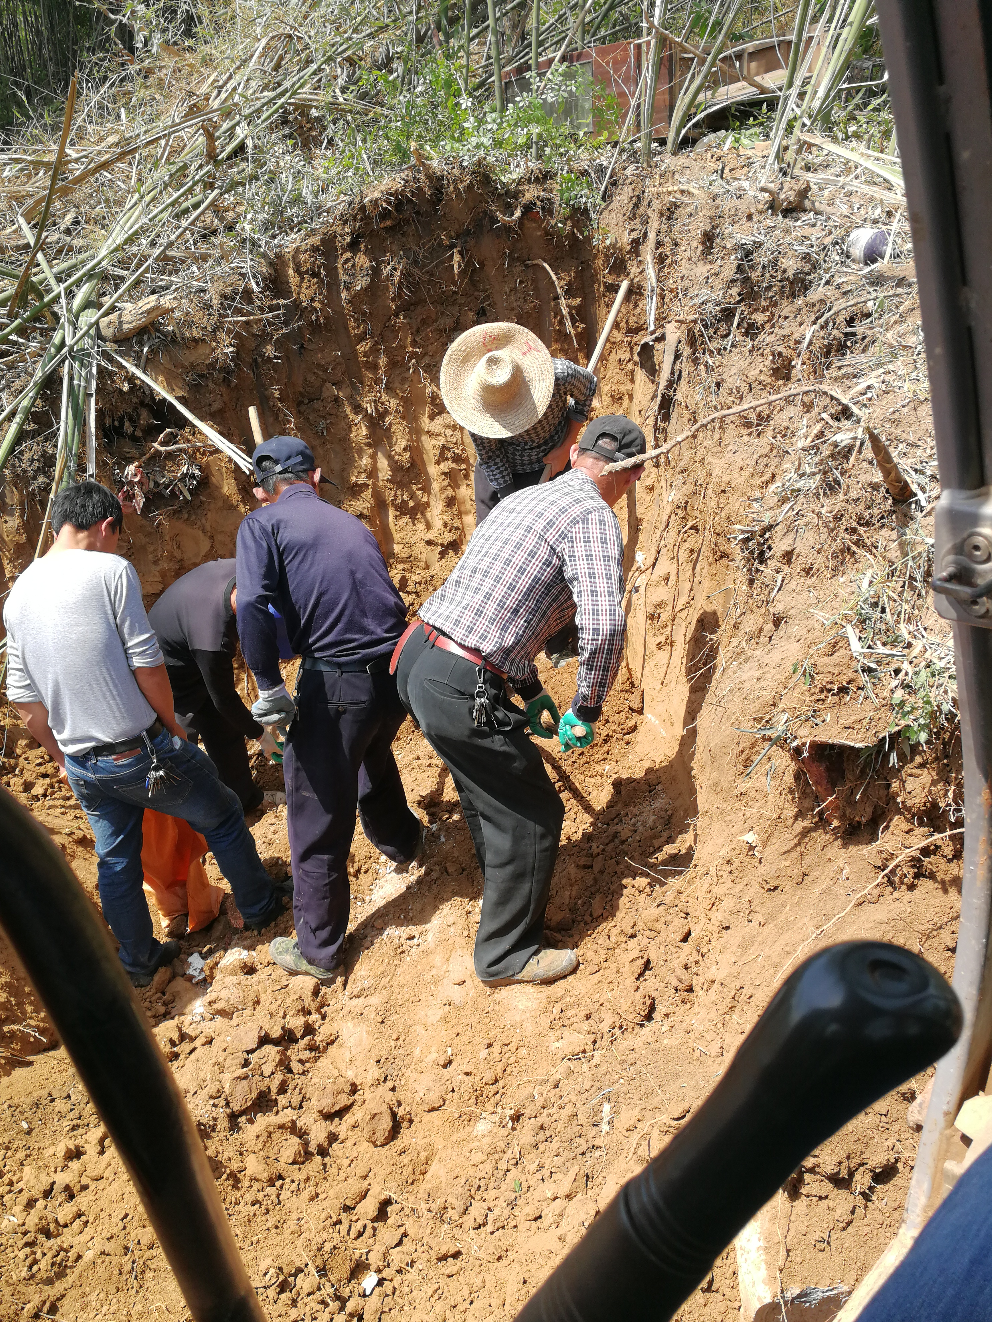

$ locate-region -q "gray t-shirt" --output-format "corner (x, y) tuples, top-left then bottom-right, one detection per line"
(4, 550), (164, 756)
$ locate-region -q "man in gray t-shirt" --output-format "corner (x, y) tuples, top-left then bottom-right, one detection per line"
(4, 481), (290, 986)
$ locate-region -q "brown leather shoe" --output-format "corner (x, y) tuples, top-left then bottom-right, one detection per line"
(482, 947), (578, 988)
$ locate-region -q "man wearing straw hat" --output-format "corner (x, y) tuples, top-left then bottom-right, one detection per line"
(440, 323), (598, 524)
(391, 416), (647, 988)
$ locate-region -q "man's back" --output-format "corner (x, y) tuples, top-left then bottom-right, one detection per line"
(3, 550), (162, 754)
(236, 486), (406, 686)
(150, 559), (237, 670)
(421, 468), (624, 702)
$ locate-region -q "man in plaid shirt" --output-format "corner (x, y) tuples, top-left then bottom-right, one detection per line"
(470, 358), (598, 521)
(392, 416), (646, 988)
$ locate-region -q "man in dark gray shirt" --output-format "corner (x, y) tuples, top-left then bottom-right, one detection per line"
(4, 482), (291, 986)
(149, 559), (268, 813)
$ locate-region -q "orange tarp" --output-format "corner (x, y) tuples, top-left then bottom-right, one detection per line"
(141, 809), (223, 933)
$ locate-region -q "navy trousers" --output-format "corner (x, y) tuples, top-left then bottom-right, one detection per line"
(284, 666), (420, 970)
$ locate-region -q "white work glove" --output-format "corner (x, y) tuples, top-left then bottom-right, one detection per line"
(251, 683), (296, 730)
(258, 729), (284, 763)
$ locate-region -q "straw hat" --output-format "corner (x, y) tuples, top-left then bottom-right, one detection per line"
(440, 323), (555, 438)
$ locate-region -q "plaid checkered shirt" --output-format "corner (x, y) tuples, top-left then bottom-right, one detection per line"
(419, 469), (624, 721)
(470, 358), (598, 494)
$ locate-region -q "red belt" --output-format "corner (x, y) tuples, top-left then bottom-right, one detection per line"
(389, 619), (507, 679)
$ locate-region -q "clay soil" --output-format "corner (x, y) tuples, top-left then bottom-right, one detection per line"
(0, 149), (963, 1322)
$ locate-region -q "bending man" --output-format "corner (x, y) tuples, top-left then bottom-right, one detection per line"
(149, 558), (271, 813)
(236, 437), (422, 983)
(392, 416), (646, 987)
(3, 482), (291, 986)
(440, 322), (597, 524)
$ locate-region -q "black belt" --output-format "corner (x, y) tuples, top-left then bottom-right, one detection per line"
(88, 719), (164, 758)
(302, 654), (391, 674)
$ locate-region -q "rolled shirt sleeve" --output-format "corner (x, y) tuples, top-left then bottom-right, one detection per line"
(113, 562), (164, 669)
(563, 361), (598, 420)
(561, 508), (626, 721)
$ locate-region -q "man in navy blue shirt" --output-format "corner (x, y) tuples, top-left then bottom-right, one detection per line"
(236, 437), (422, 980)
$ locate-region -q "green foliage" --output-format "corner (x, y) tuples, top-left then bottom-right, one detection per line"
(319, 56), (601, 200)
(821, 93), (894, 155)
(0, 0), (119, 128)
(838, 540), (957, 749)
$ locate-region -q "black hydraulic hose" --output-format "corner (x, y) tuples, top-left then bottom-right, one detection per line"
(0, 786), (267, 1322)
(869, 0), (992, 1272)
(515, 941), (961, 1322)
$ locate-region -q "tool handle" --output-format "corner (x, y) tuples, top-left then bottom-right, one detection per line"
(538, 281), (631, 485)
(588, 278), (630, 374)
(248, 405), (265, 447)
(515, 942), (961, 1322)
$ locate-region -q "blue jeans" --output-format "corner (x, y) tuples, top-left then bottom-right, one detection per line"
(860, 1142), (992, 1320)
(65, 728), (276, 976)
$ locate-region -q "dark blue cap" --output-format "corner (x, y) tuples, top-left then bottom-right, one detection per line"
(252, 436), (337, 486)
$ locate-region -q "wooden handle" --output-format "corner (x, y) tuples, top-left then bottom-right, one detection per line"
(588, 278), (631, 374)
(248, 406), (265, 447)
(538, 280), (630, 486)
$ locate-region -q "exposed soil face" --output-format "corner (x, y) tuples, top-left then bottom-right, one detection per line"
(0, 150), (962, 1322)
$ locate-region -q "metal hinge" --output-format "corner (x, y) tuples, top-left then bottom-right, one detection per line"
(932, 486), (992, 626)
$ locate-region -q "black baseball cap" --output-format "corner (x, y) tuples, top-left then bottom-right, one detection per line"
(577, 415), (646, 464)
(252, 436), (338, 486)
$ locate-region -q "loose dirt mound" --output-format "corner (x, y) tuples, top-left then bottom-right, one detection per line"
(0, 150), (961, 1321)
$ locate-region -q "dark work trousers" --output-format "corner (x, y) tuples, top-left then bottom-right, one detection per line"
(395, 624), (565, 981)
(284, 666), (421, 970)
(173, 692), (261, 813)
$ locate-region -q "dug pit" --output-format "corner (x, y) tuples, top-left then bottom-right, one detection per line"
(0, 153), (963, 1321)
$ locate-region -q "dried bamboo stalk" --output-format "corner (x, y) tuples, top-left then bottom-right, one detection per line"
(105, 349), (253, 474)
(10, 73), (77, 313)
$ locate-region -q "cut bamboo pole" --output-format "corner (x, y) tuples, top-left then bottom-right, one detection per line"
(487, 0), (504, 114)
(10, 73), (77, 314)
(0, 188), (224, 469)
(464, 0), (472, 91)
(539, 279), (631, 484)
(106, 349), (253, 474)
(589, 279), (631, 375)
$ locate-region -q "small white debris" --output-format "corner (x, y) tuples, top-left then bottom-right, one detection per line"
(6, 1215), (18, 1223)
(601, 1102), (611, 1135)
(217, 947), (253, 974)
(262, 790), (286, 806)
(186, 953), (207, 983)
(21, 1122), (29, 1132)
(361, 1273), (379, 1296)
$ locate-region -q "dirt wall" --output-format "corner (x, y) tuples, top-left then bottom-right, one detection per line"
(0, 151), (963, 1322)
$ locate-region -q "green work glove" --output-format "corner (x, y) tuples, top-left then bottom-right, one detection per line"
(559, 711), (596, 750)
(525, 688), (561, 739)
